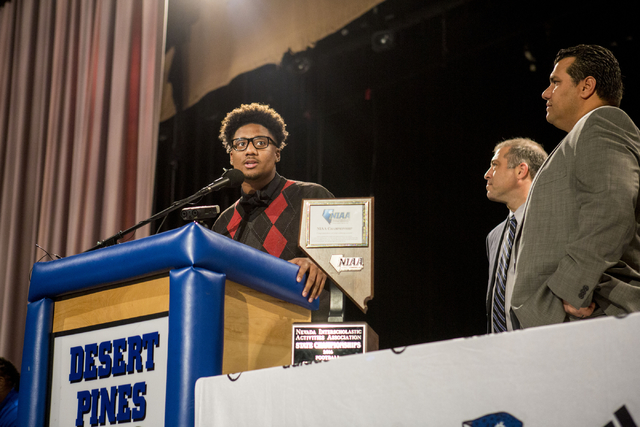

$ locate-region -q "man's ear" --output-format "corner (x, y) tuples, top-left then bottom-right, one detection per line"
(580, 76), (597, 99)
(516, 162), (530, 179)
(275, 149), (281, 162)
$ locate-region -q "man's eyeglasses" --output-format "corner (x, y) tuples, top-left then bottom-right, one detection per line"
(231, 136), (275, 151)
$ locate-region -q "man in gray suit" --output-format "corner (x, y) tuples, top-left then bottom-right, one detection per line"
(485, 138), (547, 333)
(512, 44), (640, 328)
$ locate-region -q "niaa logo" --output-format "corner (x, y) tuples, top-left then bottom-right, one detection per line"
(322, 209), (350, 224)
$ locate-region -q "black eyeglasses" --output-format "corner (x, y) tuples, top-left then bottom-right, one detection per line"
(231, 136), (275, 151)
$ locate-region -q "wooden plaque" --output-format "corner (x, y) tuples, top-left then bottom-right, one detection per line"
(299, 198), (374, 313)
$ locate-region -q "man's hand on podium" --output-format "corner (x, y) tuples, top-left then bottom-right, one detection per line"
(289, 257), (327, 303)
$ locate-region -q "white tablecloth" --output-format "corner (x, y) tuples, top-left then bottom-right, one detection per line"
(196, 313), (640, 426)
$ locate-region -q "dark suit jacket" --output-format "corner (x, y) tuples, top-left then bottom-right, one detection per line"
(513, 106), (640, 328)
(486, 218), (507, 332)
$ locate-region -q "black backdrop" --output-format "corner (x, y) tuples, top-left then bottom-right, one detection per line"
(154, 0), (639, 349)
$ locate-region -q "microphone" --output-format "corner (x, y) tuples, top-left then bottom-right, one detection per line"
(198, 169), (244, 195)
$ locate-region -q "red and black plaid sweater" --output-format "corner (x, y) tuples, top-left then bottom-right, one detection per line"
(212, 174), (334, 260)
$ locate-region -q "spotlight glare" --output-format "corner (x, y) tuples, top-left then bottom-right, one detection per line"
(372, 30), (395, 53)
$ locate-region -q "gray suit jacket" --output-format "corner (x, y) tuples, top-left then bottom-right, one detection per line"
(513, 106), (640, 328)
(486, 218), (507, 332)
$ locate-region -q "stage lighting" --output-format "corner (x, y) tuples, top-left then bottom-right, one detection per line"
(291, 56), (312, 74)
(282, 50), (312, 75)
(372, 30), (395, 53)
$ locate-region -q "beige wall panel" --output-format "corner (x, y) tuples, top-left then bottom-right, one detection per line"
(52, 275), (310, 373)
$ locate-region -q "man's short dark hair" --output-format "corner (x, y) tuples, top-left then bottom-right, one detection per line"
(555, 44), (623, 107)
(219, 103), (289, 153)
(494, 138), (548, 179)
(0, 357), (20, 392)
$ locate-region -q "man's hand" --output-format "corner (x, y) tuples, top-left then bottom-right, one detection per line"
(562, 300), (596, 319)
(289, 257), (327, 302)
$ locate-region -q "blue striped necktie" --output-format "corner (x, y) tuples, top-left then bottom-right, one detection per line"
(493, 215), (517, 333)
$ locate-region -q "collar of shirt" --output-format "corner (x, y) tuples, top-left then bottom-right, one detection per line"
(238, 172), (282, 216)
(511, 204), (525, 229)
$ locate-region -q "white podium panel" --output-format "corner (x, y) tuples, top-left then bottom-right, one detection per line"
(195, 313), (640, 426)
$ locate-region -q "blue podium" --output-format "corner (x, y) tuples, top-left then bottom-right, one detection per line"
(19, 223), (317, 427)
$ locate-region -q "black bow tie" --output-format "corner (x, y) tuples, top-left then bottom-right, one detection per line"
(239, 190), (270, 213)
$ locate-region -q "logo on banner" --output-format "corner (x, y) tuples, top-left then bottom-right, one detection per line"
(463, 412), (523, 427)
(464, 404), (638, 427)
(603, 405), (638, 427)
(330, 255), (364, 273)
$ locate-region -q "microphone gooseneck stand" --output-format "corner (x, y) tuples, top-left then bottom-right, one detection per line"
(85, 169), (244, 252)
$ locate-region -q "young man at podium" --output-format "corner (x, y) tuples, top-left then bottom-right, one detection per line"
(212, 103), (334, 303)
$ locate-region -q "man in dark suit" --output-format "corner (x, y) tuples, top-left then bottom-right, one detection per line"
(485, 138), (547, 332)
(512, 45), (640, 328)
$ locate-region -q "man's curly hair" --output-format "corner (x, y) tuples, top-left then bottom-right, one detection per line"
(219, 103), (289, 153)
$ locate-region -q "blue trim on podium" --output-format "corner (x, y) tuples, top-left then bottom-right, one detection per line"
(28, 223), (318, 310)
(18, 298), (53, 427)
(166, 267), (226, 427)
(19, 223), (317, 427)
